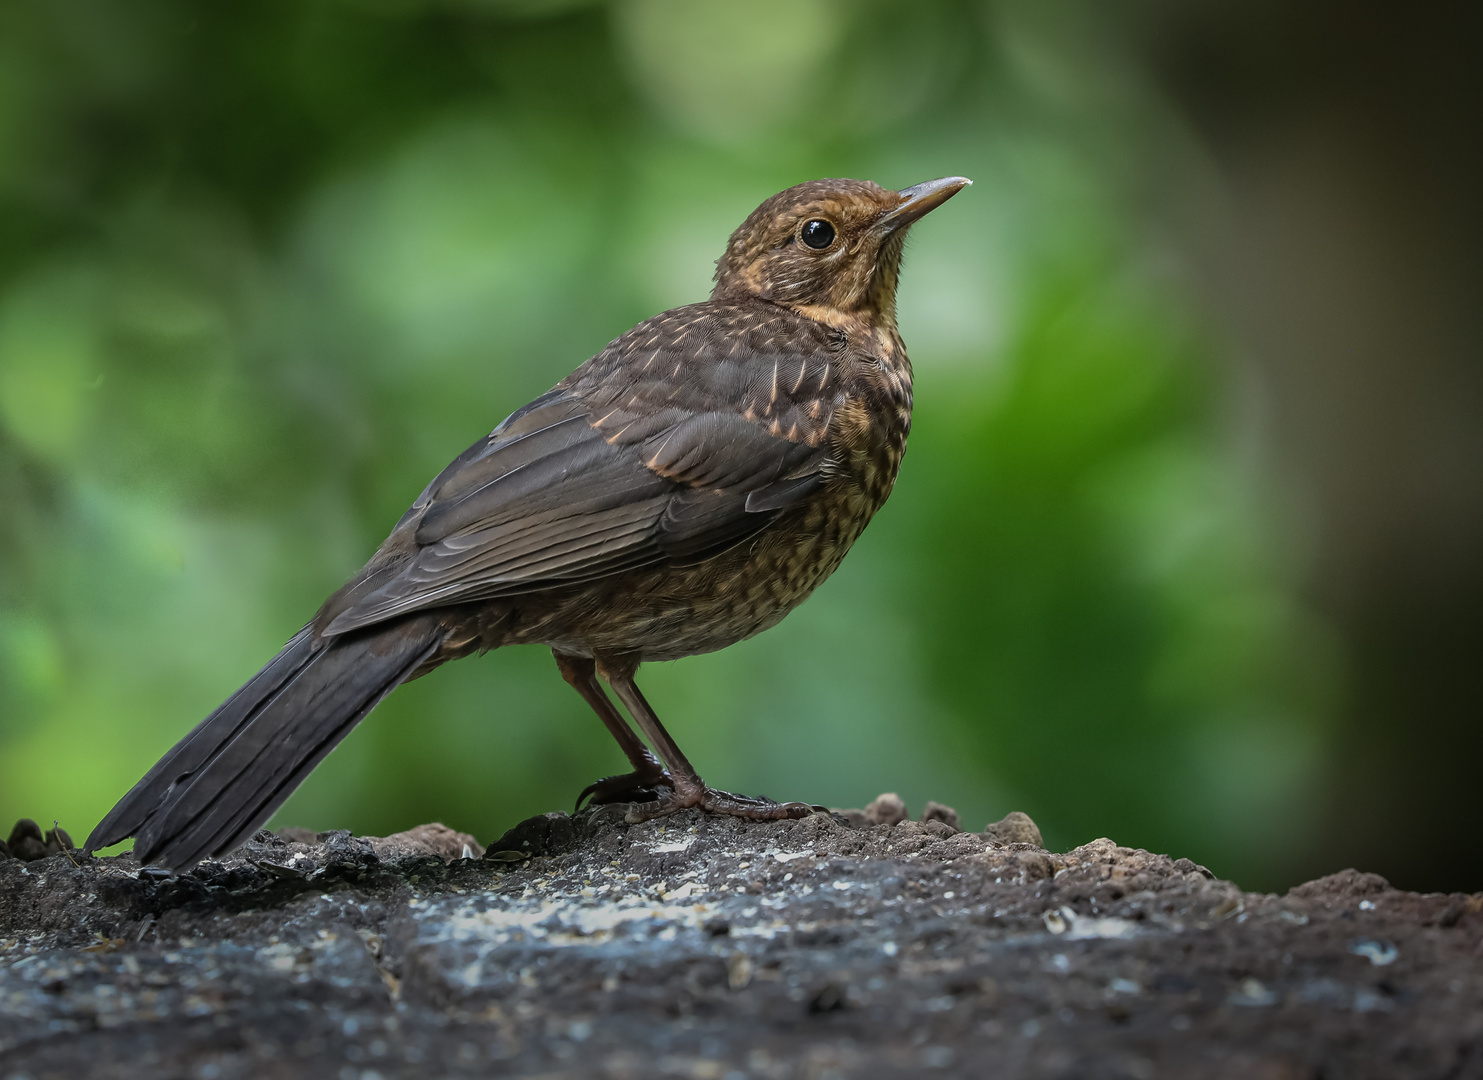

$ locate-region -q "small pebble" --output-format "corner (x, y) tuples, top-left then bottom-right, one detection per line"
(920, 801), (961, 830)
(865, 793), (909, 826)
(0, 820), (75, 861)
(984, 811), (1043, 847)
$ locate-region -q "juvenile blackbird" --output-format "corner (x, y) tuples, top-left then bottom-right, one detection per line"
(87, 175), (971, 870)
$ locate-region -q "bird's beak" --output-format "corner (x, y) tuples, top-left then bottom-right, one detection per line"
(878, 176), (972, 233)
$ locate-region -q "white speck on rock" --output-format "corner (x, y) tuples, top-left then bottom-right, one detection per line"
(1230, 978), (1279, 1006)
(1045, 906), (1138, 940)
(1350, 939), (1398, 966)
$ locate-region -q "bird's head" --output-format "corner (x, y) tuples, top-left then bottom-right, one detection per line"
(712, 176), (970, 327)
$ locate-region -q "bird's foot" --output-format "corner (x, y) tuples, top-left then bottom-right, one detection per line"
(575, 766), (673, 812)
(624, 780), (814, 824)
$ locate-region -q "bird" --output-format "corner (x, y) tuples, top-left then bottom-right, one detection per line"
(86, 175), (971, 870)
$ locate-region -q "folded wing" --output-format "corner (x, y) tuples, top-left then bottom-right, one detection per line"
(322, 388), (830, 636)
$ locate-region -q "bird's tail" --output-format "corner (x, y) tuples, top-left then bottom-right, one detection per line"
(85, 614), (445, 870)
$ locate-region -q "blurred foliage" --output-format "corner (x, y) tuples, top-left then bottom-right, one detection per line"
(0, 0), (1338, 889)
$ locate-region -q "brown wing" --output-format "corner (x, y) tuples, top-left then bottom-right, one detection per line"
(572, 299), (846, 451)
(321, 302), (843, 636)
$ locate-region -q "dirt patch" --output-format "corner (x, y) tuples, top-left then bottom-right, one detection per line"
(2, 806), (1480, 1079)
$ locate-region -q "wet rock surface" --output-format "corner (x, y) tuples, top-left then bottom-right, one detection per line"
(2, 807), (1481, 1079)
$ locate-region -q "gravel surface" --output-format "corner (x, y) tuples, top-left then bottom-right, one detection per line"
(2, 805), (1480, 1079)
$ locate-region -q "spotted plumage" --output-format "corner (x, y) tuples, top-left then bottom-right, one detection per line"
(88, 175), (971, 869)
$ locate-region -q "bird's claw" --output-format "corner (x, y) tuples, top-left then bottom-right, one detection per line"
(623, 783), (814, 824)
(575, 768), (673, 812)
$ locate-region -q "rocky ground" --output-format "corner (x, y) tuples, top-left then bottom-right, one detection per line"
(1, 800), (1480, 1080)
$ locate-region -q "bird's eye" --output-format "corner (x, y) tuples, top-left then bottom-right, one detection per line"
(800, 219), (836, 249)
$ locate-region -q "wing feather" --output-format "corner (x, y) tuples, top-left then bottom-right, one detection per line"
(323, 302), (840, 636)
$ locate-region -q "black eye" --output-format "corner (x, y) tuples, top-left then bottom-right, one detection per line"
(800, 219), (836, 249)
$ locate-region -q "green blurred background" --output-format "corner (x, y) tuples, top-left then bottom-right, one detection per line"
(2, 0), (1479, 894)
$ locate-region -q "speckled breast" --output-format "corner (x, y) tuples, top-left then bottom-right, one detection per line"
(517, 481), (876, 663)
(532, 406), (908, 664)
(503, 305), (914, 663)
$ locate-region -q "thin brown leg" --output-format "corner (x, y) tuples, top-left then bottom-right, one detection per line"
(553, 650), (670, 809)
(595, 653), (812, 825)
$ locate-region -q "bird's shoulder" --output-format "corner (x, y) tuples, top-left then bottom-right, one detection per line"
(561, 298), (856, 451)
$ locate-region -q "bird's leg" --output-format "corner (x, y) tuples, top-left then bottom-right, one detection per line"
(595, 654), (813, 824)
(553, 650), (671, 810)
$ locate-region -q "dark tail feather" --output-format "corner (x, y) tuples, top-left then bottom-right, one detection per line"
(86, 614), (444, 870)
